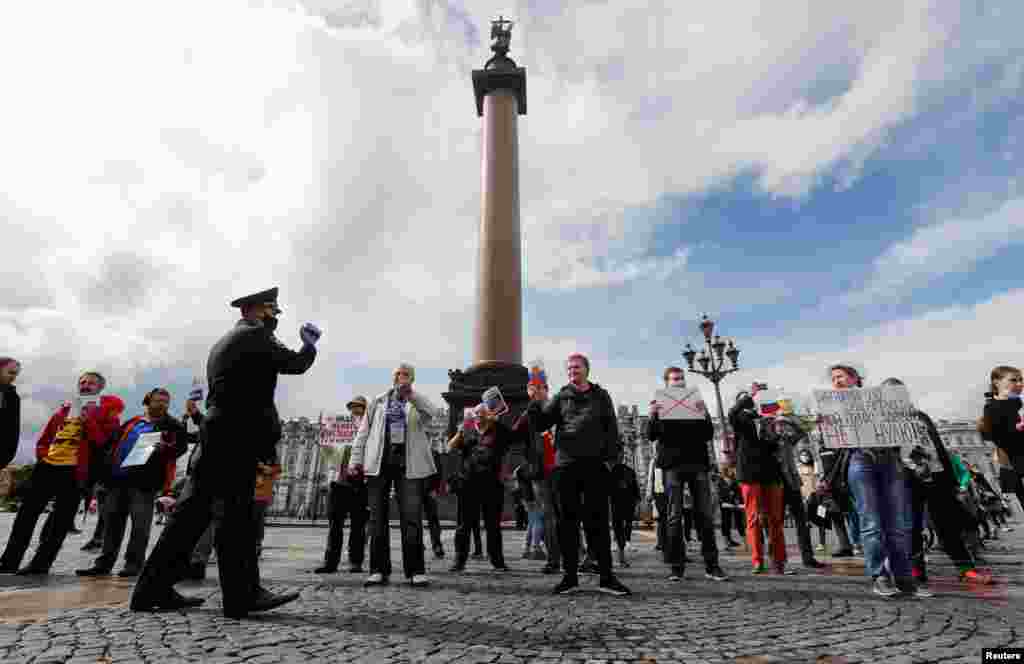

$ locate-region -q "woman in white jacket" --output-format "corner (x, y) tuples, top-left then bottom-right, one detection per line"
(349, 363), (438, 587)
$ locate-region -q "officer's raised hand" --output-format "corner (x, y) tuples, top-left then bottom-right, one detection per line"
(300, 323), (322, 347)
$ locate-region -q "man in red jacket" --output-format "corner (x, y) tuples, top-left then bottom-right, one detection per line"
(0, 371), (122, 575)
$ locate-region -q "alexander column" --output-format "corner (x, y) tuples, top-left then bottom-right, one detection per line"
(443, 17), (529, 438)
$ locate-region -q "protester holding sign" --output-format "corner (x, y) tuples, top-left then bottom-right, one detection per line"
(815, 366), (928, 599)
(0, 371), (123, 575)
(76, 388), (191, 578)
(647, 367), (728, 582)
(447, 391), (528, 573)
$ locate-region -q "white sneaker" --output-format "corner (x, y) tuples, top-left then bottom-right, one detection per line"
(363, 573), (386, 586)
(410, 574), (431, 587)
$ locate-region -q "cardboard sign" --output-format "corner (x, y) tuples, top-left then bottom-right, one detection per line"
(481, 386), (509, 417)
(813, 385), (927, 448)
(654, 387), (707, 421)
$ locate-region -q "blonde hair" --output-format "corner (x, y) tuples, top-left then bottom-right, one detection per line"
(393, 362), (415, 384)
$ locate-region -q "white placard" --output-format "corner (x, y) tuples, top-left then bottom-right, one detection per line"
(812, 385), (926, 448)
(654, 387), (708, 421)
(69, 395), (100, 418)
(121, 431), (162, 467)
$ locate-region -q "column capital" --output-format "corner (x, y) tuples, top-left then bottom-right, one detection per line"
(472, 67), (527, 117)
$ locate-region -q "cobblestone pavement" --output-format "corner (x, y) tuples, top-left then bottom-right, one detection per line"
(0, 513), (1021, 663)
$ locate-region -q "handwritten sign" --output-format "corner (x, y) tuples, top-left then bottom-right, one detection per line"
(813, 385), (926, 448)
(654, 387), (707, 421)
(319, 416), (360, 448)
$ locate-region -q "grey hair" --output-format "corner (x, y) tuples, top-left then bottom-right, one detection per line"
(393, 362), (415, 383)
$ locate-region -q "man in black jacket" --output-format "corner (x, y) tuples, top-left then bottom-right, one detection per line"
(76, 388), (191, 577)
(130, 287), (320, 618)
(527, 353), (631, 596)
(0, 358), (21, 470)
(647, 367), (728, 582)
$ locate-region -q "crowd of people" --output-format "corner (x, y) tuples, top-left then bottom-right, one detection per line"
(0, 294), (1022, 616)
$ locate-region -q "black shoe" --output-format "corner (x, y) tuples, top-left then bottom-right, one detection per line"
(541, 564), (560, 575)
(130, 589), (205, 612)
(248, 588), (299, 614)
(347, 565), (363, 574)
(314, 565), (338, 574)
(448, 562), (466, 572)
(0, 564), (17, 574)
(16, 566), (49, 576)
(433, 546), (445, 559)
(598, 576), (631, 596)
(668, 567), (685, 581)
(552, 576), (579, 595)
(832, 549), (854, 558)
(726, 540), (741, 548)
(80, 540), (102, 552)
(803, 559), (826, 569)
(472, 552), (484, 560)
(75, 566), (113, 577)
(117, 566), (140, 578)
(705, 566), (729, 582)
(492, 563), (509, 572)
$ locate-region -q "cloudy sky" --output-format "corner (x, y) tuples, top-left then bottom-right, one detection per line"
(2, 1), (1022, 461)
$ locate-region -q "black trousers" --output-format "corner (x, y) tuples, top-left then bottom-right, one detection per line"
(131, 420), (261, 617)
(367, 462), (425, 579)
(454, 473), (504, 566)
(1, 463), (80, 571)
(783, 485), (815, 563)
(323, 482), (368, 569)
(654, 493), (668, 550)
(720, 507), (744, 540)
(422, 489), (443, 551)
(911, 480), (974, 577)
(554, 461), (613, 580)
(611, 497), (636, 550)
(665, 469), (719, 572)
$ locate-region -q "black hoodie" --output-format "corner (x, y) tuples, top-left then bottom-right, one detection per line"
(529, 382), (620, 466)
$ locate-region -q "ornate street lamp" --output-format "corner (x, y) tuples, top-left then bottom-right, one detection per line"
(682, 315), (741, 464)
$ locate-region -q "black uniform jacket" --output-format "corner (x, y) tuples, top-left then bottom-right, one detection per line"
(204, 319), (316, 461)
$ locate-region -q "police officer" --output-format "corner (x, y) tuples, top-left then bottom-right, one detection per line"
(130, 287), (321, 618)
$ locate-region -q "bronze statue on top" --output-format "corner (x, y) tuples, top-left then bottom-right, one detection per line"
(484, 15), (516, 70)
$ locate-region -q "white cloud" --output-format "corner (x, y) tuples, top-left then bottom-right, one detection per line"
(0, 0), (1020, 443)
(841, 196), (1024, 307)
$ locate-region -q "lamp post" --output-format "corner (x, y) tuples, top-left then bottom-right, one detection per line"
(682, 314), (741, 464)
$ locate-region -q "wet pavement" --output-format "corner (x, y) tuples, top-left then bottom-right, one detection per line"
(0, 512), (1021, 662)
